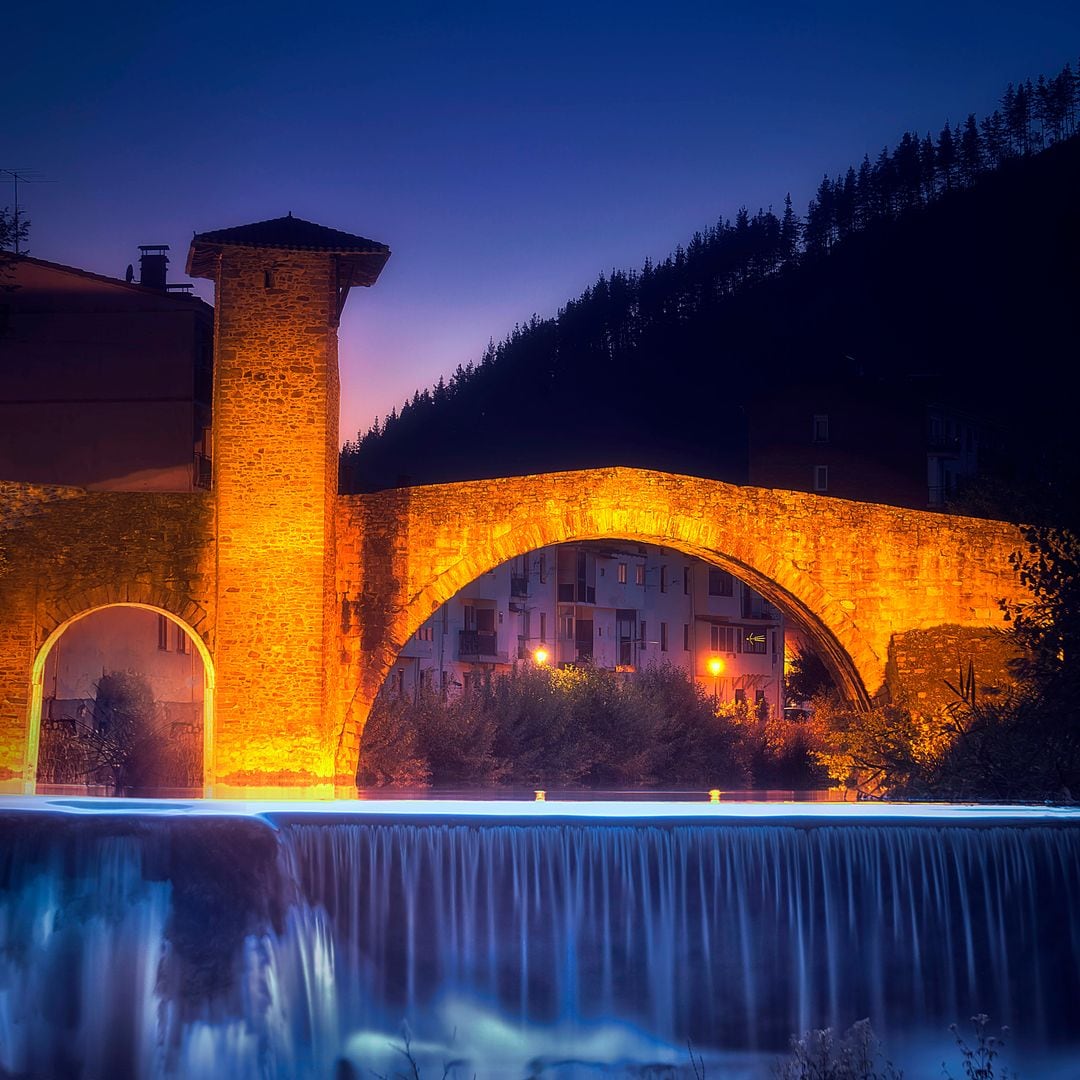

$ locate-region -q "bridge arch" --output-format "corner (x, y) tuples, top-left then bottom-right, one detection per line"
(25, 602), (216, 796)
(397, 525), (872, 704)
(340, 466), (1025, 785)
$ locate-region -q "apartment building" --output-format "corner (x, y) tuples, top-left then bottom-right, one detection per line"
(391, 540), (786, 714)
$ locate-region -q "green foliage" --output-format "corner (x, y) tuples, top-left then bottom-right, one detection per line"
(944, 1015), (1015, 1080)
(37, 671), (200, 795)
(814, 680), (1080, 802)
(0, 207), (29, 257)
(1007, 526), (1080, 692)
(358, 663), (825, 791)
(777, 1016), (1017, 1080)
(785, 647), (837, 705)
(775, 1018), (902, 1080)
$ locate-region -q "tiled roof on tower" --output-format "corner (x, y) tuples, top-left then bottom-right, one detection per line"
(186, 213), (390, 286)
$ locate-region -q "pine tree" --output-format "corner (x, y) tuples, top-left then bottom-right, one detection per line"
(959, 114), (983, 184)
(779, 194), (799, 269)
(936, 123), (957, 190)
(919, 132), (937, 200)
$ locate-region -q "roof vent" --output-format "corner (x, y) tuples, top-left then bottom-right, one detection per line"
(138, 244), (170, 291)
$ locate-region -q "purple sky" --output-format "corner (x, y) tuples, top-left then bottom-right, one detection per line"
(6, 3), (1078, 443)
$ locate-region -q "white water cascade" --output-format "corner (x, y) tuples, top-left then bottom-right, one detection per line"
(1, 800), (1077, 1078)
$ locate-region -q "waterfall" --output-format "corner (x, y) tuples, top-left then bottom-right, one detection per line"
(1, 802), (1077, 1078)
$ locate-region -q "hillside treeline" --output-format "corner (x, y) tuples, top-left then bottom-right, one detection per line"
(341, 63), (1080, 499)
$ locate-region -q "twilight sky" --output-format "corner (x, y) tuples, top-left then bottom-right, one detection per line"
(5, 2), (1078, 443)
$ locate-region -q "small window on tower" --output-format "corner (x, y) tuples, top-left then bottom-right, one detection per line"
(813, 414), (829, 442)
(813, 465), (829, 492)
(264, 269), (274, 289)
(157, 614), (169, 651)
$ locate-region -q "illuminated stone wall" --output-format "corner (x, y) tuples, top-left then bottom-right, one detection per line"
(335, 470), (1027, 781)
(0, 482), (213, 790)
(1, 469), (1029, 793)
(204, 248), (342, 794)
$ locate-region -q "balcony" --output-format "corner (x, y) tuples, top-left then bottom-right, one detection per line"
(511, 574), (530, 598)
(458, 630), (501, 661)
(194, 452), (212, 489)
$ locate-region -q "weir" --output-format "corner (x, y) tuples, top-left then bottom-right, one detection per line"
(1, 799), (1077, 1078)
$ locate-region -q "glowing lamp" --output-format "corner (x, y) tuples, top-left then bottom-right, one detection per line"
(707, 656), (724, 678)
(709, 789), (722, 803)
(533, 646), (550, 666)
(534, 790), (546, 802)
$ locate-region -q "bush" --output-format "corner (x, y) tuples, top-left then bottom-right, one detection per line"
(358, 663), (825, 791)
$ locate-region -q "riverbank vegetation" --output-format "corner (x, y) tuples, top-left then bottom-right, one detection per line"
(358, 662), (826, 792)
(817, 522), (1080, 802)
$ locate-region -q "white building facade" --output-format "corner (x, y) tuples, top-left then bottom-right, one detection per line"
(390, 541), (786, 713)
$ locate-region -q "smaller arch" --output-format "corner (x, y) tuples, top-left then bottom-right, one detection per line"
(25, 603), (216, 796)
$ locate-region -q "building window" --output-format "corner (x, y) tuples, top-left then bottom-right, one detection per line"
(813, 414), (829, 442)
(683, 567), (690, 595)
(708, 568), (734, 597)
(813, 465), (828, 492)
(683, 623), (690, 651)
(562, 615), (574, 640)
(635, 564), (645, 586)
(660, 566), (668, 593)
(743, 628), (768, 654)
(539, 554), (547, 583)
(618, 563), (627, 584)
(639, 621), (647, 649)
(710, 624), (737, 654)
(157, 614), (169, 651)
(755, 689), (767, 705)
(660, 622), (668, 652)
(175, 624), (189, 654)
(539, 612), (547, 643)
(734, 688), (747, 704)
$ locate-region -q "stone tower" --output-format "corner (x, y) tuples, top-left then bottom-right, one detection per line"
(187, 215), (389, 796)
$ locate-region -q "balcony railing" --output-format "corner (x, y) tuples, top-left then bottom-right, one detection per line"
(458, 630), (500, 660)
(511, 575), (530, 598)
(194, 452), (212, 489)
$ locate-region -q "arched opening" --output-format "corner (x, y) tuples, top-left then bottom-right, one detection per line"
(26, 604), (215, 797)
(360, 539), (852, 792)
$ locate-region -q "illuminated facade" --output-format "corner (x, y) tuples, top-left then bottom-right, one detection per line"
(392, 541), (786, 714)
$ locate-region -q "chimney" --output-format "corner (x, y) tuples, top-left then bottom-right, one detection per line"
(138, 244), (170, 290)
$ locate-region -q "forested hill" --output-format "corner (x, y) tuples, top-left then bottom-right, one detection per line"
(340, 66), (1080, 496)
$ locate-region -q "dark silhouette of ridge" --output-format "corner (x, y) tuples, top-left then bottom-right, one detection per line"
(341, 64), (1080, 507)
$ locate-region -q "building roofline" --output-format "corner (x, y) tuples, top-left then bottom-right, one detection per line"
(6, 254), (211, 311)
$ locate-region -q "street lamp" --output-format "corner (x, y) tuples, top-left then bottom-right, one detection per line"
(533, 645), (550, 666)
(707, 656), (724, 703)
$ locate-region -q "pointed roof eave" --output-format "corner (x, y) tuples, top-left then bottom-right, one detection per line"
(185, 214), (390, 287)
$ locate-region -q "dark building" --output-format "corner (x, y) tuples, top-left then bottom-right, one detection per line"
(0, 247), (213, 491)
(746, 373), (985, 511)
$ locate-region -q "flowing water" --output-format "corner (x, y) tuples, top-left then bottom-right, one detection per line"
(0, 798), (1077, 1078)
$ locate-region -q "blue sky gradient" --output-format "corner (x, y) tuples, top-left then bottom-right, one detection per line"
(6, 2), (1078, 440)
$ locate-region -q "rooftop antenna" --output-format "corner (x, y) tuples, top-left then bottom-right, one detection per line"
(1, 168), (56, 254)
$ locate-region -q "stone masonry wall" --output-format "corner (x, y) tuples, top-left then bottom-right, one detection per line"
(210, 248), (341, 793)
(887, 625), (1020, 716)
(333, 468), (1028, 781)
(0, 484), (213, 788)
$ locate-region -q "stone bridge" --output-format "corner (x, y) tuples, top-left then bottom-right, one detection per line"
(0, 216), (1030, 797)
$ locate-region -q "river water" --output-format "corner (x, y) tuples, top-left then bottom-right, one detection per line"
(0, 798), (1077, 1078)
